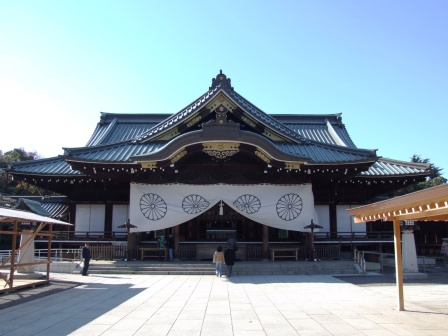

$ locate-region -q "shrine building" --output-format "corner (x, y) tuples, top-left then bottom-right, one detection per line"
(7, 71), (432, 260)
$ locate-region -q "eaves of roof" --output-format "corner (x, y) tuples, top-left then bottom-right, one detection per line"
(359, 158), (429, 177)
(65, 128), (376, 165)
(13, 198), (51, 216)
(41, 202), (69, 219)
(7, 152), (426, 178)
(64, 141), (167, 163)
(0, 207), (72, 225)
(275, 142), (376, 165)
(8, 157), (81, 176)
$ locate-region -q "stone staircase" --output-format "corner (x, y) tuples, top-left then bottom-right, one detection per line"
(82, 260), (362, 276)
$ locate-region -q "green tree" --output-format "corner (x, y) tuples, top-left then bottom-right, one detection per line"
(410, 154), (444, 179)
(0, 148), (48, 196)
(395, 155), (446, 196)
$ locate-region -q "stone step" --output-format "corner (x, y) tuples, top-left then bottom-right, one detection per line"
(78, 260), (360, 276)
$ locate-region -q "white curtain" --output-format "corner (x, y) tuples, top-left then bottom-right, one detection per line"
(130, 183), (315, 232)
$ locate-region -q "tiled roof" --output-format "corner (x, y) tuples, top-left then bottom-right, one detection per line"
(361, 159), (429, 176)
(10, 157), (80, 175)
(86, 113), (170, 146)
(274, 115), (357, 148)
(275, 142), (374, 163)
(65, 141), (167, 162)
(13, 198), (51, 216)
(7, 196), (70, 219)
(135, 86), (221, 142)
(41, 202), (69, 219)
(6, 71), (428, 179)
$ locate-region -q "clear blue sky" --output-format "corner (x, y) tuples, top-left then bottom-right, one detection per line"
(1, 1), (447, 176)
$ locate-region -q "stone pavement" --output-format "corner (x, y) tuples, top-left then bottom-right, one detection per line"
(1, 272), (448, 336)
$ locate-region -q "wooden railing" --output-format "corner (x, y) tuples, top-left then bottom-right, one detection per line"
(353, 248), (438, 273)
(314, 231), (394, 242)
(35, 231), (128, 241)
(34, 231), (394, 243)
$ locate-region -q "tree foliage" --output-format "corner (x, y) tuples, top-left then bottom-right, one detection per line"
(410, 154), (444, 179)
(395, 155), (446, 196)
(0, 148), (49, 196)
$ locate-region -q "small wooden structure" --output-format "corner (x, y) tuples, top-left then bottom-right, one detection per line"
(348, 184), (448, 311)
(0, 207), (72, 293)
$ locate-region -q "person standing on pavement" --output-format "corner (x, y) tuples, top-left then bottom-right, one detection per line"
(82, 243), (91, 276)
(213, 245), (225, 277)
(167, 234), (174, 261)
(224, 246), (236, 277)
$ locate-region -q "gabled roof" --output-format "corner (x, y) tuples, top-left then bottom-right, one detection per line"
(13, 198), (51, 217)
(58, 71), (377, 166)
(7, 196), (70, 219)
(6, 71), (429, 179)
(0, 207), (71, 225)
(133, 71), (323, 145)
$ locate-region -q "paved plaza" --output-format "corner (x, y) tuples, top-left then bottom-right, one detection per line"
(1, 272), (448, 336)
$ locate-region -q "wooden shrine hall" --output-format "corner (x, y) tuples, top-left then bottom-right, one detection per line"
(6, 71), (432, 261)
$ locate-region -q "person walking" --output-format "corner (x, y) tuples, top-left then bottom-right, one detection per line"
(213, 245), (225, 277)
(167, 234), (174, 261)
(224, 246), (236, 277)
(81, 243), (91, 276)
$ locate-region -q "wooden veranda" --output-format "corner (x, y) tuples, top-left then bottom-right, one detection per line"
(0, 207), (72, 293)
(348, 183), (448, 311)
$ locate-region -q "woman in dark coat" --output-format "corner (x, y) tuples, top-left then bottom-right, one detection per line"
(224, 246), (236, 277)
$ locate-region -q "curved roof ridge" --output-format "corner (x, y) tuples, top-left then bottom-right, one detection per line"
(134, 85), (221, 142)
(96, 117), (118, 146)
(222, 86), (309, 144)
(325, 119), (347, 147)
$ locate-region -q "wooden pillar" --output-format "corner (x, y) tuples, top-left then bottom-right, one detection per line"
(9, 221), (18, 289)
(47, 223), (52, 280)
(104, 203), (113, 237)
(393, 218), (405, 311)
(128, 232), (137, 260)
(329, 204), (337, 235)
(262, 225), (269, 260)
(174, 225), (180, 260)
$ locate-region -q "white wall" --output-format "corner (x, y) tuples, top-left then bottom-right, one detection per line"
(337, 205), (366, 233)
(113, 204), (129, 232)
(75, 204), (105, 232)
(313, 205), (366, 233)
(314, 205), (330, 232)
